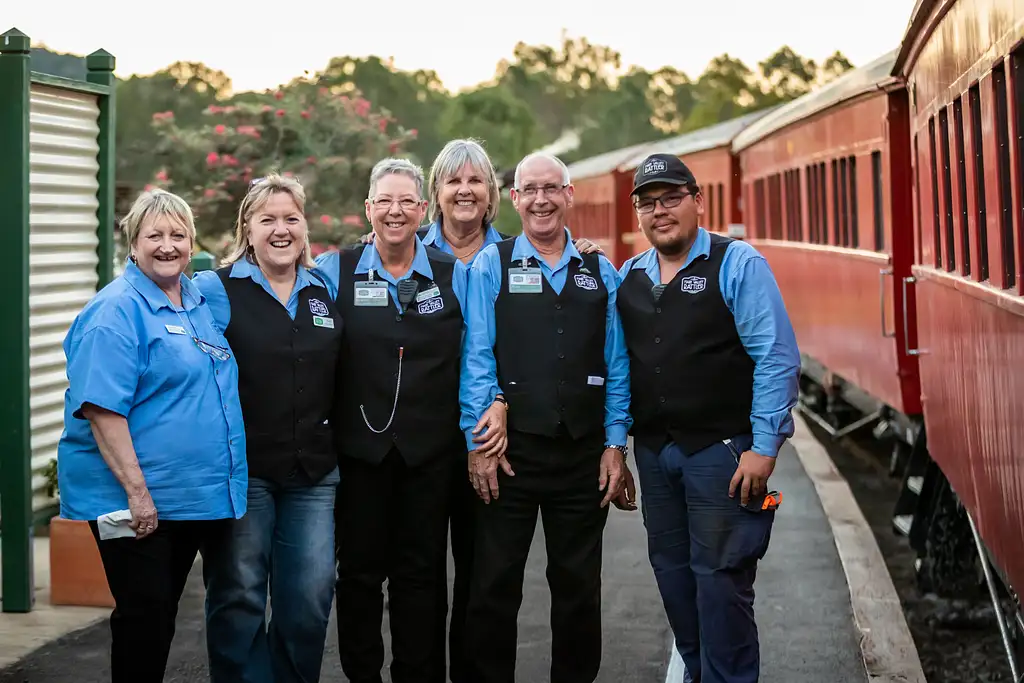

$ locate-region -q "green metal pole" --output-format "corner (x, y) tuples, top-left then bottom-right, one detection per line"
(86, 49), (116, 287)
(0, 27), (34, 613)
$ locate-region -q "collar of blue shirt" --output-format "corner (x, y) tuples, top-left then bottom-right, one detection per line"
(355, 235), (434, 282)
(511, 227), (583, 271)
(422, 219), (504, 251)
(123, 259), (205, 312)
(630, 226), (712, 277)
(228, 257), (324, 290)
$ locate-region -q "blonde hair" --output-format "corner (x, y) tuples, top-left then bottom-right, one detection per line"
(428, 139), (500, 226)
(122, 189), (196, 252)
(222, 173), (315, 269)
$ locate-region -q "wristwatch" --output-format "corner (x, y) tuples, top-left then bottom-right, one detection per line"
(608, 444), (628, 457)
(493, 395), (508, 410)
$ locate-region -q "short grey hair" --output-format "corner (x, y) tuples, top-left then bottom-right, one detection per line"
(428, 138), (500, 225)
(368, 157), (425, 198)
(513, 153), (571, 188)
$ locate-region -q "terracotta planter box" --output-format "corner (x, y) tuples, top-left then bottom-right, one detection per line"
(48, 516), (114, 608)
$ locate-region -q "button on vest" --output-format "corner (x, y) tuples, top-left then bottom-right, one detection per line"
(617, 234), (754, 454)
(332, 246), (464, 466)
(492, 239), (607, 440)
(218, 267), (343, 484)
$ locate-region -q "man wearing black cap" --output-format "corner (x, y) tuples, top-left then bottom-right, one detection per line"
(616, 153), (800, 683)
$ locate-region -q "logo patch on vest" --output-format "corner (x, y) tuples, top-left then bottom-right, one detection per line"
(573, 273), (598, 291)
(643, 159), (668, 175)
(417, 296), (444, 315)
(308, 298), (330, 316)
(680, 276), (707, 294)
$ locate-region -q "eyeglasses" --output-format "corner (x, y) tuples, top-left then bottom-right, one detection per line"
(517, 184), (567, 197)
(371, 197), (423, 211)
(173, 303), (232, 363)
(634, 190), (693, 214)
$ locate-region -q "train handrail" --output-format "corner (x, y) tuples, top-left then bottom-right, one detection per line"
(901, 276), (924, 356)
(880, 268), (895, 338)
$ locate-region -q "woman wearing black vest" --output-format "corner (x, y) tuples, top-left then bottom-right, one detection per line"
(193, 174), (344, 683)
(316, 158), (488, 683)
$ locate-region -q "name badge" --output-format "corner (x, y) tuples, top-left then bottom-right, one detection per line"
(313, 316), (335, 329)
(416, 285), (441, 303)
(587, 376), (605, 386)
(355, 280), (389, 307)
(508, 267), (543, 294)
(165, 324), (187, 335)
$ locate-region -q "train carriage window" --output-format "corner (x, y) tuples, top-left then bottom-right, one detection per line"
(914, 134), (923, 263)
(794, 169), (804, 241)
(831, 160), (840, 244)
(969, 84), (990, 280)
(953, 97), (971, 275)
(770, 173), (783, 239)
(754, 178), (766, 238)
(819, 162), (828, 244)
(806, 165), (816, 243)
(1015, 49), (1024, 284)
(717, 184), (725, 231)
(994, 63), (1016, 288)
(939, 107), (955, 271)
(849, 156), (859, 249)
(928, 116), (942, 268)
(871, 151), (884, 251)
(839, 159), (849, 246)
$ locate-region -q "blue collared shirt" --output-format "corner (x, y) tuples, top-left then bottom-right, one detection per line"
(420, 219), (506, 267)
(57, 261), (247, 521)
(191, 258), (330, 330)
(460, 228), (632, 450)
(315, 239), (468, 313)
(619, 227), (801, 458)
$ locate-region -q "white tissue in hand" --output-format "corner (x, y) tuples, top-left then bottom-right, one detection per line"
(96, 509), (137, 540)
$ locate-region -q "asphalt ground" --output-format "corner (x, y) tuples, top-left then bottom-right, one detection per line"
(0, 440), (869, 683)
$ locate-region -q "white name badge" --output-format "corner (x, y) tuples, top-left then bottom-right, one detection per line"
(313, 316), (335, 329)
(355, 280), (389, 307)
(165, 324), (187, 335)
(508, 267), (543, 294)
(587, 376), (605, 386)
(416, 285), (441, 303)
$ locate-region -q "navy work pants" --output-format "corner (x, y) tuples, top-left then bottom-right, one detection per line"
(634, 433), (775, 683)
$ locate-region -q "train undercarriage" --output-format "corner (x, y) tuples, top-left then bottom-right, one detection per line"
(796, 357), (1024, 681)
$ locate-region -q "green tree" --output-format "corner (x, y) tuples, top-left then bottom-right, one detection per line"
(438, 85), (538, 170)
(145, 87), (415, 253)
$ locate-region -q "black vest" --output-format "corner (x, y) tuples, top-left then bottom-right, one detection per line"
(332, 245), (464, 466)
(617, 234), (754, 454)
(493, 238), (607, 439)
(217, 266), (344, 484)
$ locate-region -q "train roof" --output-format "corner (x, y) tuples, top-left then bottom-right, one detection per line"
(892, 0), (937, 75)
(565, 140), (655, 182)
(619, 108), (777, 170)
(731, 48), (900, 153)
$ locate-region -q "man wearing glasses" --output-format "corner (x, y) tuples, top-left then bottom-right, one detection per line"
(616, 153), (800, 683)
(460, 152), (632, 683)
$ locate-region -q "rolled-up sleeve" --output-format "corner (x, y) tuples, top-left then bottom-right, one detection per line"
(67, 325), (141, 420)
(598, 257), (632, 447)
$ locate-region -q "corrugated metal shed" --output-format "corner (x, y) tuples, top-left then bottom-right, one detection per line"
(732, 49), (900, 153)
(620, 108), (777, 170)
(27, 83), (100, 513)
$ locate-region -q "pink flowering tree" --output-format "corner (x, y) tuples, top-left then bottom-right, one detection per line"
(146, 87), (418, 255)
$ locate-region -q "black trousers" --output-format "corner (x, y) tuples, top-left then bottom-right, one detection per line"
(89, 518), (226, 683)
(432, 454), (477, 683)
(335, 448), (455, 683)
(464, 430), (610, 683)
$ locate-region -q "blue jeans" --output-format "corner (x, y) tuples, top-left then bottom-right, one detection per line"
(634, 434), (774, 683)
(202, 467), (340, 683)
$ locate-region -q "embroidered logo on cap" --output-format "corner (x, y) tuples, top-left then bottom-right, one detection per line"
(680, 276), (707, 294)
(643, 159), (668, 175)
(309, 298), (330, 316)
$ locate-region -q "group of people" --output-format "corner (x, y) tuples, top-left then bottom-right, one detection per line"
(57, 137), (801, 683)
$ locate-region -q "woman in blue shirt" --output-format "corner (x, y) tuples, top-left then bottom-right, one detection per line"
(194, 174), (343, 683)
(57, 189), (247, 683)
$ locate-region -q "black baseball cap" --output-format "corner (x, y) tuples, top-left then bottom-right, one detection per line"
(631, 153), (697, 196)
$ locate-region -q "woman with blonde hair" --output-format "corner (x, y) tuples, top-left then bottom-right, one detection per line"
(194, 174), (344, 683)
(57, 189), (246, 683)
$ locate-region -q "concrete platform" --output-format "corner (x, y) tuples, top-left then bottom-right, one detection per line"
(0, 417), (921, 682)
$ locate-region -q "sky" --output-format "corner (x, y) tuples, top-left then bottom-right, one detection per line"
(6, 0), (919, 93)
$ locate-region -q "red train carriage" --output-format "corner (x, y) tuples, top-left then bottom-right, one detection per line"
(565, 141), (654, 267)
(731, 51), (923, 445)
(894, 0), (1024, 656)
(617, 110), (775, 257)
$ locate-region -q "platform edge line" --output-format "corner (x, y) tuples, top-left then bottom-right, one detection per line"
(790, 413), (927, 683)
